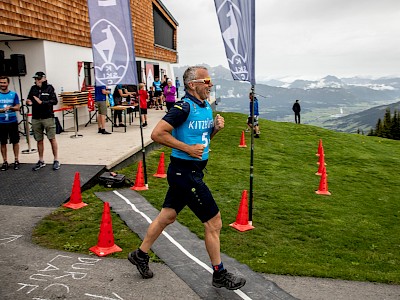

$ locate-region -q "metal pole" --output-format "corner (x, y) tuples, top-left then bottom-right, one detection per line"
(137, 93), (148, 187)
(19, 76), (37, 154)
(249, 85), (255, 224)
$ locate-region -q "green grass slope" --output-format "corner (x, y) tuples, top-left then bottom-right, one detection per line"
(33, 112), (400, 284)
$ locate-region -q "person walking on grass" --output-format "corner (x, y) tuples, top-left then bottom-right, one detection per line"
(128, 66), (246, 291)
(0, 76), (21, 171)
(26, 72), (60, 171)
(246, 92), (260, 138)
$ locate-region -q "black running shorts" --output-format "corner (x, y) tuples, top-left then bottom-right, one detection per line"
(163, 163), (220, 223)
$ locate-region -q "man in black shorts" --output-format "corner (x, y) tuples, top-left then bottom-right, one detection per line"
(128, 66), (246, 291)
(0, 76), (21, 171)
(152, 75), (163, 110)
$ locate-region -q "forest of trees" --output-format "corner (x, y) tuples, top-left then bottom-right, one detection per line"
(368, 108), (400, 140)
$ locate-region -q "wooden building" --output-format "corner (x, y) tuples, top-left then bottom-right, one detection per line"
(0, 0), (178, 127)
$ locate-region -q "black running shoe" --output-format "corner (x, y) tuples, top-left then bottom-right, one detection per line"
(13, 160), (20, 170)
(212, 269), (246, 290)
(32, 160), (46, 171)
(128, 250), (153, 279)
(1, 161), (8, 171)
(53, 160), (61, 170)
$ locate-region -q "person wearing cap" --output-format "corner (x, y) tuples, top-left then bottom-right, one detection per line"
(163, 78), (176, 112)
(26, 72), (60, 171)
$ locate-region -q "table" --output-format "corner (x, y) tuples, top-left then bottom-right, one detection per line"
(110, 105), (138, 132)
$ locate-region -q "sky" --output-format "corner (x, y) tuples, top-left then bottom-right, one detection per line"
(160, 0), (400, 81)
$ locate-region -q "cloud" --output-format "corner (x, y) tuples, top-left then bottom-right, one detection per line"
(161, 0), (400, 79)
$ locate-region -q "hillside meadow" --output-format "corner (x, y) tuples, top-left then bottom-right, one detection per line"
(33, 112), (400, 284)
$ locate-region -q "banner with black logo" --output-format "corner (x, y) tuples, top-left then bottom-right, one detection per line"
(87, 0), (138, 86)
(214, 0), (255, 85)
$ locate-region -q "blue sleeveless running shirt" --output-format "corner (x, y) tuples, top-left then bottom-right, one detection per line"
(171, 98), (214, 161)
(153, 80), (162, 91)
(0, 91), (20, 124)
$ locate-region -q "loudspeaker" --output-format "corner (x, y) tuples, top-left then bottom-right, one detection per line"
(10, 54), (26, 76)
(0, 50), (4, 75)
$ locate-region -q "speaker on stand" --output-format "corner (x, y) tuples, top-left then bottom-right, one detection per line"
(12, 55), (37, 154)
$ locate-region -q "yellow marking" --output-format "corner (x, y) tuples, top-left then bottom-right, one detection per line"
(174, 105), (183, 110)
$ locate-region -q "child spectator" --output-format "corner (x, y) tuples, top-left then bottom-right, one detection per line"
(138, 83), (149, 127)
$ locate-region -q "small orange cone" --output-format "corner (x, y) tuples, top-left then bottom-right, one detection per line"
(239, 131), (247, 148)
(63, 172), (88, 209)
(229, 190), (255, 232)
(316, 139), (324, 156)
(315, 158), (326, 176)
(153, 152), (167, 178)
(316, 148), (327, 166)
(131, 161), (148, 191)
(89, 202), (122, 256)
(315, 167), (331, 195)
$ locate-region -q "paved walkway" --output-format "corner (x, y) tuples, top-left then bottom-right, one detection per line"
(1, 108), (399, 299)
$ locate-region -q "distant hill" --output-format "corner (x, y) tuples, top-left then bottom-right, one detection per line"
(173, 65), (400, 132)
(323, 100), (400, 133)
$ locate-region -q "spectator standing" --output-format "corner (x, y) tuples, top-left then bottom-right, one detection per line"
(152, 75), (163, 110)
(112, 84), (131, 127)
(160, 75), (169, 108)
(148, 86), (155, 108)
(128, 66), (246, 291)
(26, 72), (60, 171)
(0, 76), (21, 171)
(175, 76), (180, 98)
(138, 83), (149, 127)
(292, 99), (301, 124)
(94, 85), (111, 134)
(246, 93), (261, 138)
(163, 78), (176, 112)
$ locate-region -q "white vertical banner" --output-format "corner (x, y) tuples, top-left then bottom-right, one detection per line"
(214, 0), (256, 85)
(87, 0), (138, 86)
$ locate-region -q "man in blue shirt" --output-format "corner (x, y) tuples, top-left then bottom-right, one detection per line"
(128, 66), (246, 291)
(175, 76), (180, 98)
(152, 76), (163, 110)
(246, 93), (260, 138)
(94, 85), (111, 134)
(0, 76), (21, 171)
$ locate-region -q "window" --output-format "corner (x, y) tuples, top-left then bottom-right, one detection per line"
(84, 62), (93, 87)
(153, 5), (175, 50)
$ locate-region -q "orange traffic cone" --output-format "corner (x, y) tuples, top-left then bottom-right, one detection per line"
(239, 131), (247, 148)
(316, 139), (324, 156)
(315, 157), (326, 176)
(63, 172), (88, 209)
(229, 190), (255, 232)
(89, 202), (122, 256)
(153, 152), (167, 178)
(316, 148), (326, 166)
(315, 167), (331, 195)
(131, 161), (148, 191)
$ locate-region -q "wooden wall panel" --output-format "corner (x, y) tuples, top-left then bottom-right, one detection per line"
(0, 0), (177, 63)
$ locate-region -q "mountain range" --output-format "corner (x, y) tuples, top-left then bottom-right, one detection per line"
(174, 65), (400, 133)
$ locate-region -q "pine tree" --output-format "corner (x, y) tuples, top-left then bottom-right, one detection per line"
(391, 110), (400, 140)
(382, 108), (392, 138)
(375, 118), (383, 137)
